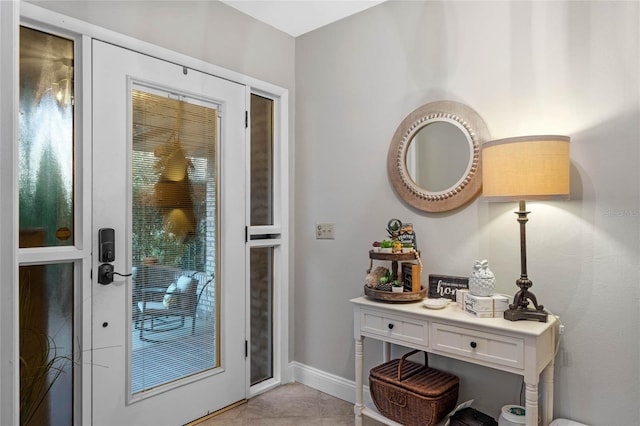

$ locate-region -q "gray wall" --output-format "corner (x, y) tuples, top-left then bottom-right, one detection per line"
(295, 1), (639, 424)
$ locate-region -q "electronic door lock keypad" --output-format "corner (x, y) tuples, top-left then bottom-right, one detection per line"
(99, 228), (115, 262)
(97, 228), (131, 285)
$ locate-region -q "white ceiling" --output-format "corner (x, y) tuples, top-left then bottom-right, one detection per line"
(220, 0), (387, 37)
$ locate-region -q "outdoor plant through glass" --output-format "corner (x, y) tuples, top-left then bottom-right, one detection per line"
(19, 27), (74, 248)
(19, 264), (74, 426)
(18, 26), (75, 426)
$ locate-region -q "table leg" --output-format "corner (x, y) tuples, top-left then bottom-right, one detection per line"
(524, 382), (539, 426)
(382, 341), (391, 362)
(355, 336), (364, 426)
(541, 358), (555, 426)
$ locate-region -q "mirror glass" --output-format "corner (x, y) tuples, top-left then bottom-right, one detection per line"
(406, 121), (471, 192)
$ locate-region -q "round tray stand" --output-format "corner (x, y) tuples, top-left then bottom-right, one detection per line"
(365, 250), (426, 302)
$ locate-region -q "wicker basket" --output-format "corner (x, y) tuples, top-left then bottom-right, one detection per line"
(369, 350), (459, 426)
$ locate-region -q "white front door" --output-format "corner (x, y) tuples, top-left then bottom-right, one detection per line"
(91, 40), (247, 425)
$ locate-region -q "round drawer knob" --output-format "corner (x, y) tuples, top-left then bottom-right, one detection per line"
(470, 341), (477, 349)
(388, 323), (394, 330)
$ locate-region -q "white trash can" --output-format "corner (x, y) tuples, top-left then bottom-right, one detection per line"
(498, 405), (526, 426)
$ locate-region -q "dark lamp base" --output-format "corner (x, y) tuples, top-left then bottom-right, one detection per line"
(504, 307), (548, 322)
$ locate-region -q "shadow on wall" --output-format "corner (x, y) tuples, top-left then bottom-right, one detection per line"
(552, 106), (640, 422)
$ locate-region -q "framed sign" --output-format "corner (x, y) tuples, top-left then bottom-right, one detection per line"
(401, 262), (421, 292)
(428, 274), (468, 300)
(397, 223), (417, 249)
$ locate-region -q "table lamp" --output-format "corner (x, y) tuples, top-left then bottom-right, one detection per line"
(482, 135), (570, 322)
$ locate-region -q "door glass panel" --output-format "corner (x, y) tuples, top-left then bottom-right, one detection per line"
(131, 89), (219, 394)
(250, 247), (274, 385)
(250, 94), (274, 226)
(19, 27), (74, 248)
(19, 263), (74, 426)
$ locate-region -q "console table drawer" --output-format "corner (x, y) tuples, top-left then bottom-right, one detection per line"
(361, 309), (429, 347)
(432, 323), (523, 369)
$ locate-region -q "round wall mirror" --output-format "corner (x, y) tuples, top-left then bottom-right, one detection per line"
(387, 100), (490, 212)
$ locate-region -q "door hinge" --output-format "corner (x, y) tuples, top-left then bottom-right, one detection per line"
(245, 111), (248, 128)
(245, 226), (248, 243)
(245, 340), (248, 358)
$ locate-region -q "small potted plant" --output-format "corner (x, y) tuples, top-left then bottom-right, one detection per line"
(379, 239), (393, 253)
(391, 280), (403, 293)
(402, 242), (414, 253)
(376, 272), (392, 291)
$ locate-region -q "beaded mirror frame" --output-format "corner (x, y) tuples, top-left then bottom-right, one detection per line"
(387, 100), (490, 213)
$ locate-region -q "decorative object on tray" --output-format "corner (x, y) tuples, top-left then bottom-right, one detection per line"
(398, 222), (417, 249)
(365, 266), (389, 288)
(469, 259), (495, 297)
(374, 218), (418, 252)
(428, 274), (469, 301)
(375, 269), (394, 291)
(401, 262), (421, 292)
(386, 218), (402, 239)
(372, 270), (404, 293)
(385, 218), (418, 249)
(378, 239), (393, 253)
(369, 349), (459, 426)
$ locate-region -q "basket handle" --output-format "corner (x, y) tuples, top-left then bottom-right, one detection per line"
(397, 349), (428, 381)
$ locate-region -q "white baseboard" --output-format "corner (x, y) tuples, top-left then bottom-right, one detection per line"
(290, 361), (372, 406)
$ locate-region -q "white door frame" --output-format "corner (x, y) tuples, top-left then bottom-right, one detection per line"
(245, 88), (290, 398)
(0, 3), (20, 426)
(0, 2), (290, 423)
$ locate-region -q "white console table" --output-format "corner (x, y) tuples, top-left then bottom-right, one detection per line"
(351, 296), (557, 426)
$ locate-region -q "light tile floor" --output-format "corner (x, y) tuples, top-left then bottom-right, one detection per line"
(194, 382), (385, 426)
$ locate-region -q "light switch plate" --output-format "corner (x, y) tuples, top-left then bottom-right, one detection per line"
(316, 223), (335, 239)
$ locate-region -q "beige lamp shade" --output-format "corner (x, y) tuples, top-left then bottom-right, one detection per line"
(482, 135), (570, 201)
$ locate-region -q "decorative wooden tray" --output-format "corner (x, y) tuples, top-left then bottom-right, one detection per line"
(363, 286), (427, 303)
(369, 250), (419, 261)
